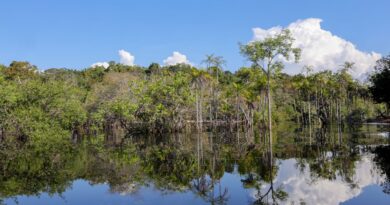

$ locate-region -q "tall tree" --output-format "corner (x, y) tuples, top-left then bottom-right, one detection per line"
(202, 54), (226, 123)
(202, 54), (226, 83)
(240, 29), (301, 150)
(369, 55), (390, 114)
(190, 68), (211, 130)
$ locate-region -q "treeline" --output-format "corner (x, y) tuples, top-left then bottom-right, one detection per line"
(0, 58), (382, 143)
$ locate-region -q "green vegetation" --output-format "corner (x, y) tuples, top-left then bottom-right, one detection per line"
(369, 55), (390, 116)
(0, 124), (388, 203)
(0, 36), (386, 144)
(240, 29), (301, 153)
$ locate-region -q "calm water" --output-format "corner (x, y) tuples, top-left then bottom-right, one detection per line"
(1, 123), (390, 205)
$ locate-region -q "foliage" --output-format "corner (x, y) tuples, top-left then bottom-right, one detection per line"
(369, 55), (390, 110)
(0, 51), (383, 143)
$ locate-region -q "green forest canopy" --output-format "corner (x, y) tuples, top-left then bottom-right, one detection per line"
(0, 30), (388, 144)
(0, 54), (386, 144)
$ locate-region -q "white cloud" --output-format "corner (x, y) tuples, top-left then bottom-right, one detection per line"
(118, 49), (135, 66)
(91, 49), (135, 68)
(251, 155), (385, 205)
(252, 18), (381, 79)
(91, 62), (109, 69)
(163, 51), (190, 66)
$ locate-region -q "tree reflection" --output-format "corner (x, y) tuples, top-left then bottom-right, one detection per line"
(373, 145), (390, 194)
(191, 132), (229, 205)
(0, 124), (388, 204)
(249, 135), (288, 205)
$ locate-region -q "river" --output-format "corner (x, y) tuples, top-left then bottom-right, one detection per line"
(1, 123), (389, 205)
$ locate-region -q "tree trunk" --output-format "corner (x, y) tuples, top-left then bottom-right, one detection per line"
(236, 92), (239, 132)
(267, 73), (272, 154)
(210, 86), (213, 125)
(302, 101), (306, 125)
(196, 91), (199, 130)
(308, 100), (311, 128)
(330, 99), (333, 122)
(200, 87), (203, 130)
(0, 127), (4, 142)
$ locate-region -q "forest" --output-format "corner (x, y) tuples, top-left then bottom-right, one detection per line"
(0, 30), (388, 146)
(1, 28), (390, 205)
(3, 0), (390, 203)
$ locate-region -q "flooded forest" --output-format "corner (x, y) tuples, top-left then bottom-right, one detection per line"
(0, 32), (390, 205)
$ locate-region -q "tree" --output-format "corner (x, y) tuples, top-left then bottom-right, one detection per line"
(202, 54), (226, 123)
(240, 29), (301, 151)
(3, 61), (38, 82)
(369, 55), (390, 113)
(146, 63), (161, 75)
(202, 54), (226, 83)
(190, 68), (211, 130)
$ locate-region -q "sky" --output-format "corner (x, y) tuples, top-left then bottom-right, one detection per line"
(1, 0), (389, 77)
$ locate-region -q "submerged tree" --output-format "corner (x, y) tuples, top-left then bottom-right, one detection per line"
(240, 29), (301, 150)
(190, 68), (211, 130)
(202, 54), (226, 123)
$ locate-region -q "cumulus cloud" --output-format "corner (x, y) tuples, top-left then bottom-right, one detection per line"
(118, 49), (135, 66)
(252, 18), (381, 79)
(163, 51), (191, 66)
(91, 62), (109, 69)
(91, 49), (135, 68)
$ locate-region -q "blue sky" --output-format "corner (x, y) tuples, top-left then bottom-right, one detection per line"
(0, 0), (389, 73)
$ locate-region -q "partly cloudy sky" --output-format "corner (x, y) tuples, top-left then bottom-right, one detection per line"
(91, 19), (380, 77)
(92, 49), (135, 68)
(91, 62), (109, 69)
(252, 18), (381, 79)
(92, 50), (191, 68)
(92, 18), (381, 78)
(163, 51), (190, 66)
(93, 19), (380, 78)
(1, 1), (388, 77)
(118, 49), (135, 66)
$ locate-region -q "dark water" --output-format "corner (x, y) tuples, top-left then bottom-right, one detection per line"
(1, 123), (390, 205)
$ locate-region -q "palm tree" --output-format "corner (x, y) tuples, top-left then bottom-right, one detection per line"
(190, 68), (211, 130)
(202, 54), (226, 123)
(202, 54), (226, 83)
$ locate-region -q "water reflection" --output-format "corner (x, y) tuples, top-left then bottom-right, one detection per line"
(252, 150), (385, 205)
(191, 132), (229, 205)
(373, 145), (390, 194)
(0, 123), (389, 205)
